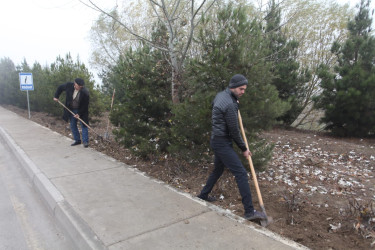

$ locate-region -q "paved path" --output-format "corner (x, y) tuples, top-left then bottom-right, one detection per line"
(0, 106), (308, 250)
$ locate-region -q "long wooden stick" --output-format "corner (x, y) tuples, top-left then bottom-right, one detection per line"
(238, 110), (266, 211)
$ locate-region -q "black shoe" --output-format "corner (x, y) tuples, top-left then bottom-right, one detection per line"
(197, 194), (217, 202)
(244, 210), (266, 221)
(71, 141), (81, 146)
(83, 142), (89, 148)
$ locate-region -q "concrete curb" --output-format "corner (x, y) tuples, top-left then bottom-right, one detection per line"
(0, 126), (107, 250)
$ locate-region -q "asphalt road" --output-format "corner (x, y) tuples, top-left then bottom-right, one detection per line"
(0, 139), (75, 250)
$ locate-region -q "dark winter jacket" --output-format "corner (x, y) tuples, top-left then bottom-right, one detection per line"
(54, 82), (89, 124)
(211, 88), (247, 152)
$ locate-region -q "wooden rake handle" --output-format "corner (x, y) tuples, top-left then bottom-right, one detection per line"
(238, 110), (265, 207)
(56, 99), (91, 129)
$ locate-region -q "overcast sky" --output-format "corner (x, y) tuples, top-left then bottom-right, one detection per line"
(0, 0), (372, 85)
(0, 0), (114, 83)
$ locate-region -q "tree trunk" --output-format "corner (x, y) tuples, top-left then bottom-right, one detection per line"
(171, 68), (181, 104)
(167, 19), (180, 104)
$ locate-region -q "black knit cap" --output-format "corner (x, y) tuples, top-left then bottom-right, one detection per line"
(75, 78), (85, 86)
(228, 74), (248, 89)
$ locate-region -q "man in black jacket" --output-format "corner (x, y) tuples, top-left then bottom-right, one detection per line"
(53, 78), (90, 148)
(197, 74), (266, 221)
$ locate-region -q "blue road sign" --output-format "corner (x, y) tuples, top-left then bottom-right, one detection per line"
(19, 72), (34, 91)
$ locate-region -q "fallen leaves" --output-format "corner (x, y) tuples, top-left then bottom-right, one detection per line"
(259, 134), (375, 200)
(260, 133), (375, 247)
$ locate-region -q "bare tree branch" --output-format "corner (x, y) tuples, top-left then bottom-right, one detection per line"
(148, 0), (162, 8)
(86, 0), (169, 52)
(170, 0), (182, 19)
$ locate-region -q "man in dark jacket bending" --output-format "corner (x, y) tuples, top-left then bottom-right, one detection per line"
(197, 74), (266, 221)
(53, 78), (90, 148)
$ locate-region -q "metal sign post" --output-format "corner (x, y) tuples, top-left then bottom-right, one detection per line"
(19, 72), (34, 119)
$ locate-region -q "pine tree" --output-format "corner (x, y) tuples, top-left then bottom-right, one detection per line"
(109, 45), (171, 158)
(315, 0), (375, 136)
(109, 22), (172, 158)
(264, 0), (310, 125)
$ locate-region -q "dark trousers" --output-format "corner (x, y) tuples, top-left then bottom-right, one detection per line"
(199, 137), (254, 214)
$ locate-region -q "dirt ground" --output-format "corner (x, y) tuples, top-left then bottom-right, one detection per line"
(3, 105), (375, 249)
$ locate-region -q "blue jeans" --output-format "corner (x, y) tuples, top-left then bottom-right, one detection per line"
(70, 109), (88, 143)
(199, 136), (254, 214)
